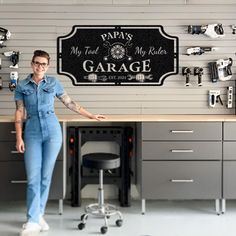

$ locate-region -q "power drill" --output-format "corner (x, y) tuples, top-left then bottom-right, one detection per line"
(209, 58), (233, 82)
(232, 25), (236, 34)
(0, 27), (11, 48)
(194, 67), (203, 86)
(188, 23), (224, 38)
(2, 51), (20, 68)
(182, 67), (191, 86)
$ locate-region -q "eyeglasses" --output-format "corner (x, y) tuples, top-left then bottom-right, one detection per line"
(32, 61), (48, 67)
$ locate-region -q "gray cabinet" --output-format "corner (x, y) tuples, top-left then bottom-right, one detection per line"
(142, 161), (221, 199)
(142, 142), (221, 160)
(137, 122), (222, 214)
(142, 122), (222, 141)
(0, 122), (64, 203)
(222, 122), (236, 212)
(0, 162), (63, 200)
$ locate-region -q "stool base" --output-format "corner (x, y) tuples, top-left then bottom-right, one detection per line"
(78, 162), (123, 234)
(85, 203), (122, 217)
(78, 203), (123, 234)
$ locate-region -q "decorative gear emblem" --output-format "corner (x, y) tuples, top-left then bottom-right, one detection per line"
(103, 41), (132, 61)
(110, 44), (126, 60)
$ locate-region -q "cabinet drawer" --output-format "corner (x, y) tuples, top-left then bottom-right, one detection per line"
(0, 161), (63, 200)
(142, 161), (221, 199)
(223, 161), (236, 198)
(0, 142), (24, 161)
(142, 122), (222, 141)
(142, 142), (222, 160)
(0, 123), (17, 141)
(224, 123), (236, 140)
(223, 142), (236, 160)
(0, 162), (26, 200)
(0, 142), (63, 161)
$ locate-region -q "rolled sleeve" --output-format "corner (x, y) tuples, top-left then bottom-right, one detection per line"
(55, 79), (65, 98)
(14, 84), (23, 101)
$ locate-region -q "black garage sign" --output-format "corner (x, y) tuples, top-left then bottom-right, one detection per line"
(57, 25), (179, 86)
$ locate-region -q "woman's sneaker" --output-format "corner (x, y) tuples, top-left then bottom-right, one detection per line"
(39, 216), (50, 231)
(20, 222), (41, 236)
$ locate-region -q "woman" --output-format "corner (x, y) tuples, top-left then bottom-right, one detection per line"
(14, 50), (106, 236)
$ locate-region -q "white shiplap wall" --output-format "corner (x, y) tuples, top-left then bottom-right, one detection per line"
(0, 0), (236, 115)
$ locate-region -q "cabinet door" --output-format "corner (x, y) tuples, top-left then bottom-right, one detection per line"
(223, 142), (236, 160)
(223, 161), (236, 198)
(0, 142), (62, 161)
(142, 161), (221, 199)
(0, 142), (24, 161)
(0, 162), (63, 200)
(142, 122), (222, 141)
(0, 123), (17, 141)
(0, 162), (26, 200)
(224, 122), (236, 140)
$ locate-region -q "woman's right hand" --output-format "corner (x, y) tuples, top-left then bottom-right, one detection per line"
(16, 138), (25, 153)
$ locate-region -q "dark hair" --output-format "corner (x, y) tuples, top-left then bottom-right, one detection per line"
(32, 50), (50, 64)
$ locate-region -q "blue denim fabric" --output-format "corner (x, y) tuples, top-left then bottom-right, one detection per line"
(14, 74), (64, 223)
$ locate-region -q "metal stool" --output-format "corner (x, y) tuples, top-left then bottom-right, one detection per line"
(78, 152), (123, 234)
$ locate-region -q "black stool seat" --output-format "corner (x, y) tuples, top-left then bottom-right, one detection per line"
(79, 152), (123, 233)
(82, 153), (120, 170)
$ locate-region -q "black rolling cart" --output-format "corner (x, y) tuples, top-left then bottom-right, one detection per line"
(68, 126), (133, 207)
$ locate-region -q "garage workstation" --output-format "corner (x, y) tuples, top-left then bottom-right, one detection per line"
(1, 1), (236, 236)
(1, 114), (236, 216)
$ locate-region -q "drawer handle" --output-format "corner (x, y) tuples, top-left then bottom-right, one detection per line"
(171, 130), (194, 133)
(171, 149), (194, 153)
(11, 150), (20, 154)
(170, 179), (194, 183)
(10, 180), (27, 184)
(11, 131), (16, 134)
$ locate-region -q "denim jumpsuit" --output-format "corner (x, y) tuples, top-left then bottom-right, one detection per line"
(14, 74), (64, 224)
